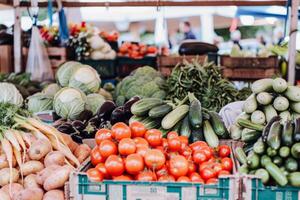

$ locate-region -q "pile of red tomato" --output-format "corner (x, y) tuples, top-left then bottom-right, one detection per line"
(87, 122), (233, 184)
(118, 42), (157, 59)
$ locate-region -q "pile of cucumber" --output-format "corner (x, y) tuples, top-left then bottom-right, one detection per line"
(229, 77), (300, 143)
(235, 118), (300, 187)
(130, 94), (229, 147)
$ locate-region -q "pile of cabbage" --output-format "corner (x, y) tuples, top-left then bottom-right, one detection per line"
(26, 61), (106, 119)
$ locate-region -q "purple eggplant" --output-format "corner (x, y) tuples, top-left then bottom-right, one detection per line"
(124, 96), (141, 113)
(110, 106), (126, 124)
(97, 101), (117, 120)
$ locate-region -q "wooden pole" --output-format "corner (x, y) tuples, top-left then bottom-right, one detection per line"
(13, 0), (22, 73)
(287, 0), (299, 84)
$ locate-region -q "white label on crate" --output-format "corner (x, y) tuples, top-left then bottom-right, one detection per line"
(199, 186), (218, 196)
(108, 185), (123, 200)
(182, 187), (196, 200)
(126, 185), (167, 200)
(82, 194), (106, 200)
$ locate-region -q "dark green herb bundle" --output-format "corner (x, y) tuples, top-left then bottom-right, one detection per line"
(166, 59), (250, 112)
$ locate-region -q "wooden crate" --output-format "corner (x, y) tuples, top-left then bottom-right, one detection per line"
(23, 47), (67, 74)
(157, 55), (208, 76)
(220, 55), (278, 69)
(222, 67), (278, 80)
(0, 45), (13, 73)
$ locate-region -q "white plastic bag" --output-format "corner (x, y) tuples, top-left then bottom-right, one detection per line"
(26, 26), (54, 82)
(219, 101), (244, 128)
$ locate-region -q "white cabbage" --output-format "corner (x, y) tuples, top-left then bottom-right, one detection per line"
(27, 93), (53, 113)
(56, 61), (82, 87)
(42, 83), (61, 97)
(86, 93), (105, 115)
(0, 82), (23, 107)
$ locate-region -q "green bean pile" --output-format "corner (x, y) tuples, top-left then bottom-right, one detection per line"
(166, 59), (250, 112)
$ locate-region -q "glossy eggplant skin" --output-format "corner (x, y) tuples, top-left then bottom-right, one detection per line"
(179, 42), (218, 55)
(124, 96), (141, 113)
(111, 106), (126, 124)
(70, 133), (83, 144)
(97, 101), (117, 120)
(57, 123), (75, 134)
(78, 110), (94, 122)
(72, 120), (86, 132)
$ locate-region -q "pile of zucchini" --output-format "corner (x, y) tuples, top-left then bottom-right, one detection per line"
(235, 118), (300, 187)
(130, 93), (229, 147)
(229, 77), (300, 143)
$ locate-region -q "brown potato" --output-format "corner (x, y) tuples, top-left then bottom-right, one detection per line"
(43, 190), (64, 200)
(24, 174), (41, 189)
(14, 188), (44, 200)
(35, 165), (60, 185)
(28, 139), (52, 161)
(43, 165), (73, 191)
(0, 190), (10, 200)
(0, 154), (17, 169)
(22, 161), (44, 176)
(74, 144), (91, 163)
(0, 168), (20, 186)
(0, 183), (23, 198)
(44, 151), (65, 167)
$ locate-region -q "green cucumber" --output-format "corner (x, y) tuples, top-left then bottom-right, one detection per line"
(255, 168), (270, 184)
(243, 94), (258, 113)
(131, 98), (164, 116)
(251, 78), (273, 94)
(249, 170), (256, 175)
(264, 105), (278, 123)
(180, 115), (191, 138)
(158, 127), (169, 137)
(267, 121), (282, 150)
(191, 128), (204, 143)
(279, 111), (291, 123)
(229, 124), (242, 140)
(285, 157), (298, 172)
(279, 146), (290, 158)
(129, 115), (145, 124)
(292, 112), (300, 120)
(238, 164), (249, 174)
(203, 120), (219, 148)
(148, 104), (172, 118)
(256, 92), (273, 105)
(290, 102), (300, 113)
(262, 116), (281, 142)
(161, 105), (189, 130)
(272, 77), (288, 93)
(265, 162), (288, 186)
(236, 112), (251, 122)
(288, 172), (300, 187)
(209, 111), (228, 138)
(291, 143), (300, 159)
(172, 121), (182, 133)
(235, 147), (247, 165)
(282, 120), (294, 146)
(188, 99), (202, 128)
(273, 96), (289, 111)
(272, 156), (283, 166)
(247, 152), (260, 169)
(241, 128), (261, 143)
(267, 147), (277, 157)
(261, 155), (272, 167)
(141, 117), (161, 129)
(253, 138), (265, 155)
(251, 110), (266, 125)
(294, 118), (300, 142)
(284, 86), (300, 102)
(237, 119), (264, 131)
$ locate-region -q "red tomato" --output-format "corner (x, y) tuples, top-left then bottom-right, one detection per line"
(177, 176), (191, 182)
(144, 129), (162, 147)
(180, 146), (193, 160)
(199, 161), (212, 172)
(206, 178), (218, 185)
(113, 175), (132, 181)
(189, 172), (204, 183)
(169, 155), (188, 178)
(190, 141), (208, 152)
(179, 136), (188, 146)
(212, 163), (223, 174)
(221, 157), (233, 172)
(167, 131), (179, 140)
(136, 171), (157, 181)
(193, 151), (207, 164)
(136, 146), (149, 157)
(168, 137), (181, 152)
(218, 145), (231, 158)
(118, 138), (136, 156)
(87, 168), (103, 182)
(95, 163), (110, 179)
(187, 162), (197, 175)
(125, 153), (144, 175)
(158, 175), (175, 182)
(156, 165), (168, 178)
(130, 121), (146, 138)
(218, 170), (230, 177)
(111, 122), (131, 141)
(105, 155), (124, 176)
(133, 137), (149, 148)
(99, 140), (117, 158)
(162, 138), (168, 149)
(91, 146), (104, 166)
(95, 129), (112, 145)
(199, 146), (213, 160)
(144, 149), (166, 170)
(200, 168), (216, 181)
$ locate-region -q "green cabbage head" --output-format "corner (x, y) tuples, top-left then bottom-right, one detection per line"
(27, 92), (53, 113)
(86, 93), (105, 115)
(42, 83), (61, 97)
(56, 61), (82, 87)
(54, 87), (87, 119)
(68, 65), (101, 94)
(0, 82), (23, 107)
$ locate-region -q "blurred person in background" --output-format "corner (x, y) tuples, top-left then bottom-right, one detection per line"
(180, 21), (196, 40)
(230, 30), (242, 49)
(274, 27), (285, 45)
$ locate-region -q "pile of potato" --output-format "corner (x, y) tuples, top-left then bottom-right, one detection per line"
(0, 134), (91, 200)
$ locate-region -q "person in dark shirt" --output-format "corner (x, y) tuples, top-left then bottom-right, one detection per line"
(180, 21), (196, 40)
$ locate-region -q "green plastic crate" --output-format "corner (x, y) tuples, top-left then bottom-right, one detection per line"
(242, 175), (300, 200)
(69, 172), (238, 200)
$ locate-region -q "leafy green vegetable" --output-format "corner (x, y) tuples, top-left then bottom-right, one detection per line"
(42, 83), (61, 97)
(0, 103), (30, 128)
(56, 61), (82, 87)
(27, 93), (53, 113)
(86, 93), (105, 115)
(0, 82), (24, 107)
